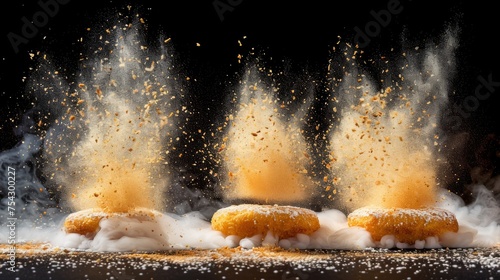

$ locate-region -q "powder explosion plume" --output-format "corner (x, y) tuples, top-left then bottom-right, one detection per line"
(30, 16), (182, 214)
(1, 13), (498, 253)
(327, 30), (458, 211)
(217, 66), (316, 204)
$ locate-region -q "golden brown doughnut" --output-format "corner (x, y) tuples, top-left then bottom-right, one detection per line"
(63, 207), (162, 236)
(211, 204), (320, 239)
(347, 207), (459, 244)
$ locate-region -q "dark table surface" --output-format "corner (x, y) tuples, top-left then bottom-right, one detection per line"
(2, 245), (499, 280)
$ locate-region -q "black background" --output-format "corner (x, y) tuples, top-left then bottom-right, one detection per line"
(1, 0), (499, 206)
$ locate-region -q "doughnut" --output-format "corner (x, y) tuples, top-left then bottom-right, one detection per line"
(347, 207), (459, 244)
(211, 204), (320, 239)
(63, 207), (162, 236)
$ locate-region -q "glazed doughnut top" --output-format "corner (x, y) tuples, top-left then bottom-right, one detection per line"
(347, 206), (459, 243)
(211, 204), (321, 239)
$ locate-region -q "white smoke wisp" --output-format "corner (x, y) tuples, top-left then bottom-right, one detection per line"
(0, 134), (57, 223)
(0, 134), (63, 244)
(438, 184), (500, 248)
